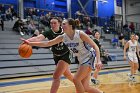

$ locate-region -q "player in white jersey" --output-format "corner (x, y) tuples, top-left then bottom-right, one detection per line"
(135, 35), (140, 74)
(124, 34), (140, 81)
(22, 18), (103, 93)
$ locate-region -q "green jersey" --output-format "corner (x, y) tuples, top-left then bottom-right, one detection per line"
(42, 28), (69, 56)
(93, 39), (101, 51)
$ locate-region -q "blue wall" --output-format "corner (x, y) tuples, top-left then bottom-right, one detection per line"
(23, 0), (67, 12)
(0, 0), (18, 11)
(0, 0), (115, 20)
(24, 0), (36, 8)
(98, 0), (114, 18)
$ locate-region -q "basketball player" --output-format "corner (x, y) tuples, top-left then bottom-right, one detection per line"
(22, 17), (73, 93)
(22, 18), (103, 93)
(91, 31), (102, 85)
(124, 34), (140, 81)
(135, 35), (140, 74)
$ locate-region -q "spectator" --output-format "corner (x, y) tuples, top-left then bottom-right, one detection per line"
(129, 22), (135, 34)
(5, 7), (13, 21)
(118, 33), (125, 48)
(40, 15), (50, 27)
(0, 4), (6, 20)
(75, 10), (83, 22)
(0, 17), (4, 31)
(12, 17), (25, 35)
(123, 24), (130, 40)
(75, 18), (81, 29)
(111, 36), (119, 47)
(85, 22), (93, 35)
(10, 5), (17, 19)
(28, 20), (37, 35)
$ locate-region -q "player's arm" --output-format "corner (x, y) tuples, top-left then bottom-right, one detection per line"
(80, 31), (100, 61)
(123, 41), (129, 60)
(136, 42), (140, 57)
(23, 35), (63, 47)
(80, 31), (102, 69)
(27, 34), (46, 42)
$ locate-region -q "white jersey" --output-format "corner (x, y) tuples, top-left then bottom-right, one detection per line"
(128, 40), (137, 53)
(127, 40), (138, 63)
(62, 30), (93, 65)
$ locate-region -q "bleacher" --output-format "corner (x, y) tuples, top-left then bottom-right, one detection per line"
(100, 32), (129, 69)
(0, 20), (129, 79)
(0, 21), (78, 79)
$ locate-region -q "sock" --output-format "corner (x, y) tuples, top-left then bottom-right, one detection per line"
(91, 77), (96, 79)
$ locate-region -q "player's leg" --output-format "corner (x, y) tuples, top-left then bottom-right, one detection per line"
(128, 61), (136, 81)
(50, 60), (69, 93)
(137, 55), (140, 72)
(91, 68), (100, 85)
(134, 62), (139, 74)
(82, 71), (103, 93)
(63, 67), (73, 82)
(129, 61), (135, 75)
(73, 65), (91, 93)
(91, 57), (101, 85)
(62, 52), (74, 82)
(138, 61), (140, 73)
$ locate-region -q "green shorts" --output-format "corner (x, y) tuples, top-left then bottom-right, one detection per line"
(53, 51), (71, 65)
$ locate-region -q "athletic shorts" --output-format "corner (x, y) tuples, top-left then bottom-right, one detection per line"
(127, 52), (138, 63)
(53, 51), (71, 65)
(80, 51), (96, 70)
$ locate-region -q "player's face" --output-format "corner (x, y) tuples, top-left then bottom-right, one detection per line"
(50, 19), (60, 32)
(94, 32), (100, 39)
(135, 35), (139, 41)
(62, 20), (70, 33)
(130, 35), (135, 40)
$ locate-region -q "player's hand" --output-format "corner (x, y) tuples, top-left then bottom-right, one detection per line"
(20, 38), (30, 44)
(123, 56), (126, 61)
(95, 62), (103, 70)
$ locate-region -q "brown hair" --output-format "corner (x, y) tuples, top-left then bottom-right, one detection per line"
(67, 18), (76, 30)
(50, 17), (62, 23)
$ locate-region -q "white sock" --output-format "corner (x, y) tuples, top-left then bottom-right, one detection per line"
(91, 77), (96, 79)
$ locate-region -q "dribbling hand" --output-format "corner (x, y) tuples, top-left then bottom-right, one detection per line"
(20, 38), (30, 44)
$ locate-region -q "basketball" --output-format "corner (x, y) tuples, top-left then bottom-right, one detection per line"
(18, 43), (32, 58)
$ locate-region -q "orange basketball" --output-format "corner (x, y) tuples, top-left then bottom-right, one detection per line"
(18, 43), (32, 58)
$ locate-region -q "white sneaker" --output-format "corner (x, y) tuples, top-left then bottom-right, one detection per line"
(20, 31), (24, 36)
(129, 76), (136, 82)
(127, 73), (131, 76)
(132, 77), (136, 82)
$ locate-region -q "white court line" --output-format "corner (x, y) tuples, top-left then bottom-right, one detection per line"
(2, 81), (140, 93)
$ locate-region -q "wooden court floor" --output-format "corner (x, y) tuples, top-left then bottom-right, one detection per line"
(0, 67), (140, 93)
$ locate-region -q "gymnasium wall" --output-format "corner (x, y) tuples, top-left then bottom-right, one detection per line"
(71, 0), (94, 18)
(125, 0), (140, 23)
(0, 0), (115, 19)
(23, 0), (67, 12)
(98, 0), (114, 18)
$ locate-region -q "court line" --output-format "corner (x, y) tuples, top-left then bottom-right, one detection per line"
(3, 82), (140, 93)
(0, 68), (130, 87)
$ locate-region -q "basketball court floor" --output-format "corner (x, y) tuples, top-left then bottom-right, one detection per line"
(0, 67), (140, 93)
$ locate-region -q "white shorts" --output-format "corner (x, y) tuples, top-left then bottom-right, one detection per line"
(127, 52), (138, 63)
(80, 51), (96, 70)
